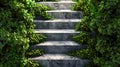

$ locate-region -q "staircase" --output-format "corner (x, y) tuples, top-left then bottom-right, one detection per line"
(30, 0), (89, 67)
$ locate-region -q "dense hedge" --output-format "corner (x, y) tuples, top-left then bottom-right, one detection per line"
(0, 0), (50, 67)
(70, 0), (120, 67)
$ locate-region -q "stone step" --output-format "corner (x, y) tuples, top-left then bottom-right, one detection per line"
(38, 1), (76, 10)
(34, 19), (81, 29)
(46, 10), (83, 19)
(35, 29), (80, 41)
(31, 41), (86, 54)
(29, 54), (89, 67)
(59, 0), (74, 1)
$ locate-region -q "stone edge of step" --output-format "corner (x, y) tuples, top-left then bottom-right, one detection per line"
(46, 10), (82, 12)
(34, 19), (81, 23)
(29, 54), (85, 60)
(33, 41), (81, 46)
(38, 1), (76, 3)
(34, 29), (80, 33)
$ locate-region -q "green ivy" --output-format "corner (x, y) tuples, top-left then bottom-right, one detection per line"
(0, 0), (49, 67)
(35, 0), (57, 2)
(29, 34), (46, 45)
(25, 60), (45, 67)
(26, 49), (44, 58)
(71, 0), (120, 67)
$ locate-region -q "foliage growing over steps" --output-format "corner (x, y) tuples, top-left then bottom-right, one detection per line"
(70, 0), (120, 67)
(26, 33), (46, 59)
(29, 34), (46, 45)
(26, 49), (45, 58)
(24, 60), (45, 67)
(0, 0), (49, 67)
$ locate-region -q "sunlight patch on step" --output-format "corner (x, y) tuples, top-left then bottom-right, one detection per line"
(36, 41), (80, 46)
(35, 29), (80, 33)
(34, 19), (81, 22)
(30, 54), (80, 60)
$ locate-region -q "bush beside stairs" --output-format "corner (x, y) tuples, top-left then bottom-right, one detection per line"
(29, 0), (89, 67)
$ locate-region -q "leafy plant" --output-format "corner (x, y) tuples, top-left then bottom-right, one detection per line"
(71, 0), (120, 67)
(0, 0), (49, 67)
(29, 34), (46, 45)
(26, 49), (44, 58)
(25, 60), (44, 67)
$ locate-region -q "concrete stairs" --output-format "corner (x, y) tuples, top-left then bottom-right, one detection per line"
(30, 0), (89, 67)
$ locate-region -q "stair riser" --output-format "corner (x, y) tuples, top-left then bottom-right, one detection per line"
(47, 11), (83, 19)
(39, 2), (75, 10)
(35, 22), (78, 29)
(38, 33), (79, 41)
(32, 45), (86, 54)
(35, 60), (89, 67)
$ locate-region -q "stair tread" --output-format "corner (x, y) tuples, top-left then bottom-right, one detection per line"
(46, 10), (82, 12)
(46, 10), (83, 19)
(34, 19), (81, 23)
(38, 1), (76, 10)
(39, 1), (76, 3)
(58, 0), (73, 1)
(34, 41), (80, 46)
(29, 54), (81, 60)
(35, 29), (80, 33)
(34, 19), (79, 29)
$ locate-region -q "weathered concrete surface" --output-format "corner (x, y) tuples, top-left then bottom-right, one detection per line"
(31, 41), (86, 54)
(29, 54), (89, 67)
(46, 10), (83, 19)
(35, 29), (80, 41)
(38, 1), (76, 10)
(34, 19), (81, 29)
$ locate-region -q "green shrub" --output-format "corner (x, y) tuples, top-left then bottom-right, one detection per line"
(29, 34), (46, 45)
(71, 0), (120, 67)
(0, 0), (49, 67)
(33, 2), (52, 19)
(25, 60), (44, 67)
(26, 49), (44, 58)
